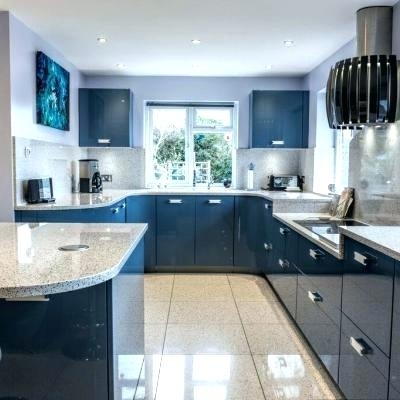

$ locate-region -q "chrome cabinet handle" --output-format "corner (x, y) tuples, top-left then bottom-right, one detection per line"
(310, 249), (325, 260)
(264, 242), (273, 251)
(279, 227), (290, 236)
(350, 337), (372, 356)
(168, 199), (183, 204)
(120, 203), (126, 209)
(6, 295), (49, 302)
(354, 251), (377, 266)
(272, 140), (285, 145)
(111, 207), (119, 214)
(308, 291), (323, 302)
(97, 138), (111, 144)
(278, 258), (289, 269)
(265, 203), (272, 210)
(208, 199), (222, 204)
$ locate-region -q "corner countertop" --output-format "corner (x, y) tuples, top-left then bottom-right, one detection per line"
(340, 226), (400, 262)
(0, 222), (147, 298)
(15, 189), (331, 211)
(273, 213), (343, 259)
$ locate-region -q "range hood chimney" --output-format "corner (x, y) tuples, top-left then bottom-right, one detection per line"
(326, 6), (399, 129)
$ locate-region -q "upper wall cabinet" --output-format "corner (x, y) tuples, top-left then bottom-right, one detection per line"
(79, 89), (133, 147)
(250, 90), (309, 148)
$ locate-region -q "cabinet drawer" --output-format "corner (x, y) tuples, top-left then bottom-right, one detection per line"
(297, 236), (343, 311)
(270, 220), (298, 265)
(343, 238), (394, 356)
(339, 314), (389, 400)
(296, 282), (340, 382)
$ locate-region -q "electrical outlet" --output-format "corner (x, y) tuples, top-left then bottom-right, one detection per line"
(101, 174), (112, 182)
(24, 147), (32, 158)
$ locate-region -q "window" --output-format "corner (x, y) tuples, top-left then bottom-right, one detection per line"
(146, 104), (236, 187)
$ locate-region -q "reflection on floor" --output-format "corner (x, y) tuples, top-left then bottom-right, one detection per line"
(118, 273), (343, 400)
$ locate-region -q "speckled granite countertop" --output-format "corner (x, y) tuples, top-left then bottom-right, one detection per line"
(273, 213), (344, 259)
(0, 222), (147, 298)
(340, 226), (400, 262)
(15, 189), (331, 211)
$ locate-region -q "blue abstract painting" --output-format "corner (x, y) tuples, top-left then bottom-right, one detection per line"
(36, 51), (70, 131)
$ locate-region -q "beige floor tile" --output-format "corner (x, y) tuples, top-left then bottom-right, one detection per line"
(230, 281), (278, 301)
(134, 355), (162, 400)
(237, 300), (293, 325)
(145, 324), (166, 355)
(145, 283), (173, 302)
(254, 354), (343, 400)
(244, 323), (310, 355)
(174, 273), (229, 286)
(163, 324), (250, 355)
(145, 302), (171, 324)
(144, 274), (174, 285)
(156, 354), (265, 400)
(169, 301), (240, 324)
(172, 283), (234, 302)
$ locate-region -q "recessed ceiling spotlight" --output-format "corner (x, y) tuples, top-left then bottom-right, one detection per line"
(191, 39), (201, 45)
(266, 64), (273, 71)
(284, 40), (295, 47)
(116, 63), (126, 69)
(97, 37), (107, 44)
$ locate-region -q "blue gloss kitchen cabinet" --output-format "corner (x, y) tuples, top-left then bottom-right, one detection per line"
(156, 196), (196, 269)
(295, 236), (343, 383)
(390, 261), (400, 399)
(126, 196), (156, 271)
(250, 90), (309, 148)
(234, 197), (271, 274)
(339, 238), (394, 400)
(195, 196), (234, 268)
(265, 219), (298, 318)
(79, 89), (133, 147)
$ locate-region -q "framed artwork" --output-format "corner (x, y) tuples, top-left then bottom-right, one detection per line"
(36, 51), (70, 131)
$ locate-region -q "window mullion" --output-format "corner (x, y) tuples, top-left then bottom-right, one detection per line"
(186, 107), (194, 186)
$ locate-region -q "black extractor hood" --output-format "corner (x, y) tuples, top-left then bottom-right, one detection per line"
(326, 6), (400, 129)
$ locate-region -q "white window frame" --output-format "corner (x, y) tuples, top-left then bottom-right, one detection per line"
(144, 102), (238, 188)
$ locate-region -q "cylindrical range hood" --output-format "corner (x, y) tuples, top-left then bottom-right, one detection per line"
(326, 6), (399, 129)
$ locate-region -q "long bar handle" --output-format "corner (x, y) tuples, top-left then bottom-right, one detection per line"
(308, 291), (323, 303)
(208, 199), (222, 204)
(310, 249), (325, 260)
(272, 140), (285, 145)
(354, 251), (377, 266)
(350, 337), (372, 356)
(168, 199), (183, 204)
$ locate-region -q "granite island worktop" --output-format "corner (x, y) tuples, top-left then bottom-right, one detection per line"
(0, 222), (147, 298)
(15, 188), (331, 212)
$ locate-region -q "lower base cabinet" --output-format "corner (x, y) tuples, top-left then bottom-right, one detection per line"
(339, 314), (390, 400)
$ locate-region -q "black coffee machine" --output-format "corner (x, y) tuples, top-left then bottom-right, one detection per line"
(79, 159), (103, 193)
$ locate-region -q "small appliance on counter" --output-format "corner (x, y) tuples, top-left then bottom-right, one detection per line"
(264, 175), (303, 191)
(26, 177), (55, 204)
(79, 159), (103, 193)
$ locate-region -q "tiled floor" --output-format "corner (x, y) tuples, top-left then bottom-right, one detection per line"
(133, 273), (343, 400)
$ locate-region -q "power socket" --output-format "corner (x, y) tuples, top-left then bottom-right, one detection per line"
(101, 174), (112, 182)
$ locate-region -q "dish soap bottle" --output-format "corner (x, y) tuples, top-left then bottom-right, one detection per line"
(247, 163), (255, 190)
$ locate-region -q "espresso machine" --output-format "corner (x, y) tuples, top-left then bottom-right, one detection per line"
(79, 159), (103, 193)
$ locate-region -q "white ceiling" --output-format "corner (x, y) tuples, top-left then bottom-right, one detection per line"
(0, 0), (397, 77)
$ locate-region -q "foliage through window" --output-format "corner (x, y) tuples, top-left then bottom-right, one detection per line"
(147, 105), (235, 187)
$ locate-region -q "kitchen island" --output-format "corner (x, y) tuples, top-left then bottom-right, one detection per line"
(0, 222), (147, 400)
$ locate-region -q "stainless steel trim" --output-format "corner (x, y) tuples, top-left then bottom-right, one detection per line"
(6, 296), (49, 302)
(97, 138), (111, 144)
(350, 337), (372, 356)
(310, 249), (325, 260)
(308, 291), (323, 302)
(208, 199), (222, 204)
(168, 199), (183, 204)
(272, 140), (285, 145)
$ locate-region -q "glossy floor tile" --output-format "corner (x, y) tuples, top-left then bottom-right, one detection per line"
(132, 273), (343, 400)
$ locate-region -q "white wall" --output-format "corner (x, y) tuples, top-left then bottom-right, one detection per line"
(84, 75), (304, 148)
(9, 14), (83, 146)
(0, 12), (14, 221)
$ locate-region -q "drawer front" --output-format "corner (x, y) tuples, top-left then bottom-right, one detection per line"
(339, 314), (390, 400)
(270, 220), (299, 265)
(343, 238), (394, 356)
(297, 236), (343, 309)
(296, 283), (340, 382)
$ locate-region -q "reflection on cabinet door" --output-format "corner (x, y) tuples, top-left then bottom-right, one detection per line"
(390, 262), (400, 399)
